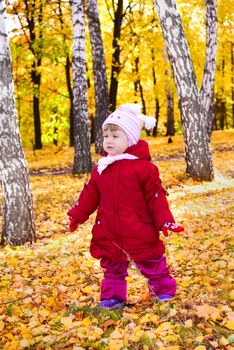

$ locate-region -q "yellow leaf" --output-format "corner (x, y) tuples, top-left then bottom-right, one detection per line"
(19, 339), (34, 348)
(46, 296), (55, 307)
(230, 290), (234, 300)
(149, 314), (160, 324)
(225, 320), (234, 330)
(209, 341), (219, 348)
(82, 316), (91, 327)
(195, 304), (221, 321)
(169, 308), (177, 317)
(155, 321), (171, 333)
(31, 325), (48, 336)
(110, 329), (123, 339)
(195, 336), (204, 342)
(165, 334), (178, 343)
(0, 319), (5, 331)
(194, 347), (206, 350)
(4, 333), (15, 341)
(38, 309), (50, 318)
(7, 316), (19, 323)
(139, 314), (150, 324)
(60, 316), (74, 329)
(10, 258), (18, 265)
(3, 340), (19, 350)
(180, 281), (190, 287)
(219, 336), (229, 346)
(82, 285), (94, 293)
(205, 327), (213, 334)
(109, 339), (124, 350)
(184, 319), (193, 328)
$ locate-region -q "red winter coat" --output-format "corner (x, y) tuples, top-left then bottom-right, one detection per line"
(68, 140), (175, 263)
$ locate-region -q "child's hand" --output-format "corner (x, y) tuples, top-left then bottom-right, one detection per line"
(162, 222), (184, 237)
(69, 217), (78, 233)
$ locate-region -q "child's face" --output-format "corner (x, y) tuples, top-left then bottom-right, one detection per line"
(103, 127), (129, 156)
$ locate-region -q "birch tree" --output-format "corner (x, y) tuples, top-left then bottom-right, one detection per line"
(154, 0), (217, 181)
(200, 0), (218, 138)
(86, 0), (109, 154)
(70, 0), (92, 173)
(0, 0), (35, 245)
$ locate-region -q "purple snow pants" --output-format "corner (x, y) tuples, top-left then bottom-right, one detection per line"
(100, 255), (176, 301)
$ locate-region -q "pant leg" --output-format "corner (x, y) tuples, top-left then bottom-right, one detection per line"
(100, 258), (129, 301)
(136, 255), (176, 297)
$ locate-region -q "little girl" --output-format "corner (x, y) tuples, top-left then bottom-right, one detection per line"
(67, 104), (184, 309)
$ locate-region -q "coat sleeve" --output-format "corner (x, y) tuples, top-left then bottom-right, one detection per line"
(139, 162), (175, 231)
(67, 167), (100, 224)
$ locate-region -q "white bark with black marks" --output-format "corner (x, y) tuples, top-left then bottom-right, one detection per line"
(86, 0), (109, 154)
(0, 0), (35, 245)
(200, 0), (217, 138)
(154, 0), (214, 181)
(70, 0), (92, 173)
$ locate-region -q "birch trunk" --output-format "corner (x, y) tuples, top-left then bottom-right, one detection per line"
(86, 0), (109, 154)
(200, 0), (217, 138)
(0, 0), (35, 245)
(70, 0), (92, 173)
(154, 0), (214, 181)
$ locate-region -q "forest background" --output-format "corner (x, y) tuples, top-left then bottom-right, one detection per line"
(0, 0), (234, 349)
(6, 0), (234, 148)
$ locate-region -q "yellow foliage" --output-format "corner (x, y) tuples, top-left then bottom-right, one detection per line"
(194, 304), (222, 321)
(225, 321), (234, 331)
(184, 319), (193, 328)
(0, 319), (5, 331)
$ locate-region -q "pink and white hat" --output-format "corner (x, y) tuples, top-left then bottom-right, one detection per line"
(103, 104), (156, 146)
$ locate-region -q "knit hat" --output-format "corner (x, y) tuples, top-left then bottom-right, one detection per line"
(102, 104), (156, 146)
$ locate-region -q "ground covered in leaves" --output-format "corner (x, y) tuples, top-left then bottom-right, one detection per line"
(0, 130), (233, 349)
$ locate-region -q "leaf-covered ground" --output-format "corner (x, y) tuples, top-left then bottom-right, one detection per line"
(0, 130), (233, 350)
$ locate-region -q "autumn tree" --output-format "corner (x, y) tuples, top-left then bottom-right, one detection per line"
(57, 0), (74, 147)
(86, 0), (109, 154)
(70, 0), (91, 173)
(154, 0), (217, 181)
(9, 0), (44, 149)
(0, 0), (35, 245)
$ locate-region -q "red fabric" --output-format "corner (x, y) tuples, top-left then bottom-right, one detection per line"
(67, 140), (175, 263)
(69, 217), (78, 233)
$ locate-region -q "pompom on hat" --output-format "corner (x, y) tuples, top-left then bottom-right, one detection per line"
(103, 104), (156, 147)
